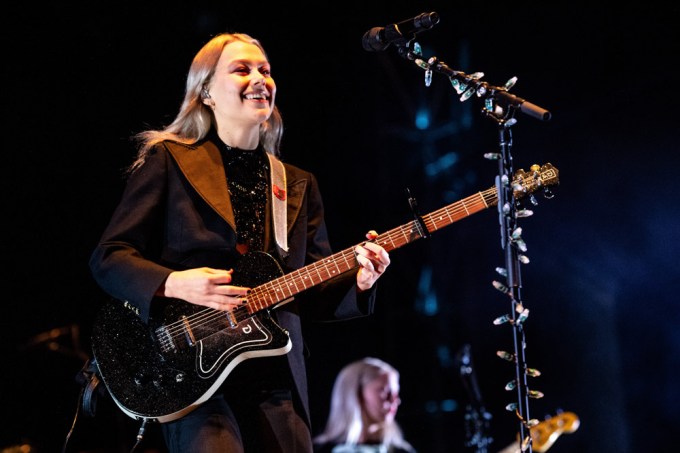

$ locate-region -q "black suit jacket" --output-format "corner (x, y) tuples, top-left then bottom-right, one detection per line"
(89, 138), (377, 425)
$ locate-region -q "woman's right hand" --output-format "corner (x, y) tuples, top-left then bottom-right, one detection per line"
(161, 267), (250, 311)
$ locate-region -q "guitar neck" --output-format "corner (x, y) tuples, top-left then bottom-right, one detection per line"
(243, 188), (497, 315)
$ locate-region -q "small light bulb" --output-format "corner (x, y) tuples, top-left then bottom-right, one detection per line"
(497, 350), (515, 361)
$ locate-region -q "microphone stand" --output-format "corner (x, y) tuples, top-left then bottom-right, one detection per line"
(457, 344), (493, 453)
(390, 40), (551, 452)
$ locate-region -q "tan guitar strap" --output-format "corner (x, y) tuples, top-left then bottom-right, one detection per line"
(267, 153), (289, 256)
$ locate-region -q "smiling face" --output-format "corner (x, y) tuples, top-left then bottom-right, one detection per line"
(203, 40), (276, 140)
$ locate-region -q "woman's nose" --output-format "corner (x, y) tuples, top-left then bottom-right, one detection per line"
(386, 392), (400, 404)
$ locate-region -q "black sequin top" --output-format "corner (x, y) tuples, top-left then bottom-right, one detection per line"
(216, 139), (269, 253)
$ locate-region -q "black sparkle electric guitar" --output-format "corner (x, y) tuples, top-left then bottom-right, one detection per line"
(91, 163), (559, 422)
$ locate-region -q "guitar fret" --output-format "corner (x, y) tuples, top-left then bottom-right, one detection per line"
(443, 205), (455, 224)
(341, 250), (353, 271)
(297, 268), (309, 290)
(238, 165), (552, 320)
(312, 262), (323, 284)
(397, 224), (411, 246)
(288, 274), (300, 293)
(461, 198), (470, 215)
(92, 164), (558, 423)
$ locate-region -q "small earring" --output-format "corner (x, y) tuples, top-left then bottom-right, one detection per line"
(201, 87), (211, 99)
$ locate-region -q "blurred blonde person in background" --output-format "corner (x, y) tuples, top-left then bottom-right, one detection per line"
(313, 357), (415, 453)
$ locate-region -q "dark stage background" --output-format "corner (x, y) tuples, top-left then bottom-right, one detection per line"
(3, 2), (678, 452)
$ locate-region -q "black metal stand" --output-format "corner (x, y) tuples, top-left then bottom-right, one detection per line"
(493, 121), (535, 451)
(457, 344), (494, 453)
(386, 37), (554, 452)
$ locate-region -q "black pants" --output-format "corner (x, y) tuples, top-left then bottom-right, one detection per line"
(161, 389), (313, 453)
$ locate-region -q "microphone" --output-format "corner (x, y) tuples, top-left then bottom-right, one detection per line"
(362, 12), (440, 52)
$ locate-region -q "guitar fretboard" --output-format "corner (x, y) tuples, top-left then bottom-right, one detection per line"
(158, 162), (558, 350)
(244, 187), (497, 314)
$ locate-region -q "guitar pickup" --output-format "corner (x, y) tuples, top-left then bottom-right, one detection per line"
(225, 310), (238, 328)
(182, 316), (197, 346)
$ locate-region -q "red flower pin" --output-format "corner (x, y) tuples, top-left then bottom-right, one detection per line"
(273, 184), (286, 201)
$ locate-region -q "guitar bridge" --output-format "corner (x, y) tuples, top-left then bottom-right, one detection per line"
(155, 325), (176, 353)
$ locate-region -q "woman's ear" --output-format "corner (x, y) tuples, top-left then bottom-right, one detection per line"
(201, 87), (214, 107)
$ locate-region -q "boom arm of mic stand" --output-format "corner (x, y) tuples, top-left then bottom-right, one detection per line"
(404, 53), (551, 122)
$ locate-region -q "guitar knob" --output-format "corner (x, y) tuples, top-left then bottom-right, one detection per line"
(133, 372), (148, 386)
(175, 372), (185, 383)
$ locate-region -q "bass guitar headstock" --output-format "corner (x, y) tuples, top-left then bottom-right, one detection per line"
(512, 163), (560, 202)
(529, 411), (580, 452)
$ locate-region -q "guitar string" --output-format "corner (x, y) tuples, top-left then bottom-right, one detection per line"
(157, 162), (564, 347)
(154, 188), (498, 350)
(153, 166), (558, 349)
(152, 189), (497, 349)
(159, 185), (495, 339)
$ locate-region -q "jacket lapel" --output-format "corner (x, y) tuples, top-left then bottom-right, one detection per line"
(163, 140), (236, 231)
(163, 140), (309, 254)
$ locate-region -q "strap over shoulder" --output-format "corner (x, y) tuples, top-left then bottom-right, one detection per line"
(267, 153), (289, 256)
(76, 357), (104, 418)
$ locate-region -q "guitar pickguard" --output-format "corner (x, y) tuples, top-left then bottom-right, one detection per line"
(195, 316), (281, 378)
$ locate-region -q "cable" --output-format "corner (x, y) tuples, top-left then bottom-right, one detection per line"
(61, 387), (84, 453)
(129, 419), (149, 453)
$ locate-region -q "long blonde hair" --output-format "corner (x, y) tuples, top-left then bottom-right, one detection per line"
(314, 357), (415, 452)
(127, 32), (283, 175)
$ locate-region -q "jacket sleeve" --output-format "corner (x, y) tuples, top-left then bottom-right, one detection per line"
(293, 170), (378, 322)
(89, 146), (175, 321)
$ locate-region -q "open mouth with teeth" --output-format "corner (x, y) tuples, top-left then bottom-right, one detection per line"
(244, 92), (268, 101)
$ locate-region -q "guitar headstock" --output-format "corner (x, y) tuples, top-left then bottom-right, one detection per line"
(529, 411), (580, 452)
(512, 163), (560, 201)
